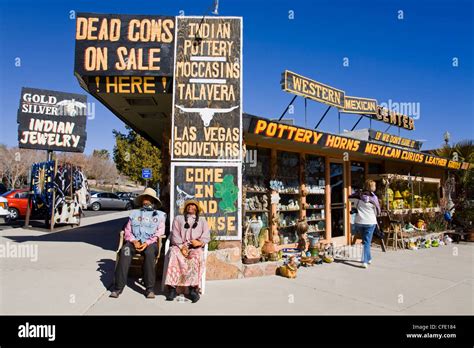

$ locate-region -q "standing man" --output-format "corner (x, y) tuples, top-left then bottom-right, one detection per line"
(110, 188), (166, 299)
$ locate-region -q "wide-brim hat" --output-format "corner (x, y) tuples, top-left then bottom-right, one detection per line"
(134, 188), (161, 207)
(182, 199), (203, 214)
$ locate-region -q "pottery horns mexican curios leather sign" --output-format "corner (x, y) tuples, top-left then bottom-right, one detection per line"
(17, 87), (88, 153)
(171, 17), (242, 161)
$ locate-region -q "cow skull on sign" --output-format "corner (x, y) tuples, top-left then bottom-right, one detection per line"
(56, 99), (87, 117)
(176, 105), (239, 127)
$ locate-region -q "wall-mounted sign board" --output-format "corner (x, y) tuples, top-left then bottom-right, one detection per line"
(170, 162), (242, 240)
(171, 16), (243, 161)
(368, 129), (422, 150)
(247, 116), (468, 170)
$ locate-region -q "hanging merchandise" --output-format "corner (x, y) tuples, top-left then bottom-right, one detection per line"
(30, 160), (56, 215)
(28, 160), (90, 228)
(53, 163), (90, 226)
(73, 169), (90, 209)
(54, 200), (81, 225)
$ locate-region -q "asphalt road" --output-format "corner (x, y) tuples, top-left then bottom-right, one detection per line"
(0, 209), (126, 231)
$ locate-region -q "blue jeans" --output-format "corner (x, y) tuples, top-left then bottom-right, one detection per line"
(353, 223), (376, 263)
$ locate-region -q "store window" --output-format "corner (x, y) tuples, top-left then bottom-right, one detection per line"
(351, 161), (365, 194)
(304, 155), (326, 238)
(275, 151), (300, 242)
(243, 147), (271, 228)
(368, 162), (383, 174)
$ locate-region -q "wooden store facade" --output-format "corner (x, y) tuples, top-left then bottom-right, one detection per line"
(242, 114), (470, 250)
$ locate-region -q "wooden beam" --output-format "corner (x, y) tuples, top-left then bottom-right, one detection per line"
(324, 156), (331, 241)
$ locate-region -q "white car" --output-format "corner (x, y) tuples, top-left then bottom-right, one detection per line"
(0, 196), (10, 223)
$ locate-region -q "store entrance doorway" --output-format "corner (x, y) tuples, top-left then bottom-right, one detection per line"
(329, 160), (347, 245)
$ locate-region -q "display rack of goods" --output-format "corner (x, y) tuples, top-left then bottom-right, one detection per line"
(243, 147), (271, 228)
(275, 151), (301, 242)
(303, 155), (326, 239)
(368, 174), (441, 215)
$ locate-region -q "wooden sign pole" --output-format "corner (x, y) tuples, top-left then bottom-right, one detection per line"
(49, 158), (58, 231)
(24, 190), (32, 228)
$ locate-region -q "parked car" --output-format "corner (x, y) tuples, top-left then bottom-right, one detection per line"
(87, 192), (132, 211)
(0, 196), (10, 223)
(2, 189), (32, 220)
(117, 192), (140, 207)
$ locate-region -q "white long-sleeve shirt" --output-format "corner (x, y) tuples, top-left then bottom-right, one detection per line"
(349, 198), (377, 225)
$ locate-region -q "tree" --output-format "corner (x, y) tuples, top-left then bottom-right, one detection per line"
(433, 140), (474, 200)
(0, 147), (39, 188)
(90, 151), (118, 184)
(93, 149), (110, 160)
(113, 126), (162, 188)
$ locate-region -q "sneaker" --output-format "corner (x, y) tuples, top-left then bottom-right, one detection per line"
(362, 263), (368, 268)
(109, 289), (122, 298)
(145, 290), (156, 299)
(166, 287), (177, 301)
(368, 260), (372, 265)
(189, 287), (200, 303)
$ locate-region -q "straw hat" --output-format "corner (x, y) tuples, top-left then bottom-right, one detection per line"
(182, 199), (203, 214)
(134, 188), (161, 207)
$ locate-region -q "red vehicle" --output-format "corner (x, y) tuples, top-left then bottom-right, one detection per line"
(2, 189), (32, 220)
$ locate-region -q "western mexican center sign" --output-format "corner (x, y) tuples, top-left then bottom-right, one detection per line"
(171, 163), (242, 240)
(17, 88), (88, 152)
(171, 16), (242, 161)
(281, 70), (345, 108)
(281, 70), (415, 131)
(74, 13), (175, 76)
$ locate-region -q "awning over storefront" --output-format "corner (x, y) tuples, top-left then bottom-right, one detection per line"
(75, 75), (172, 148)
(243, 114), (471, 171)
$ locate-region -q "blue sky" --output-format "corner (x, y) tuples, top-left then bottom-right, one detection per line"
(0, 0), (472, 154)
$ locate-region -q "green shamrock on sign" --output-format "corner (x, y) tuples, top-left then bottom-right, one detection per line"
(214, 174), (239, 213)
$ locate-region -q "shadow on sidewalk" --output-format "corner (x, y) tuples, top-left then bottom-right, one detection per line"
(99, 257), (167, 297)
(334, 259), (366, 269)
(2, 217), (128, 252)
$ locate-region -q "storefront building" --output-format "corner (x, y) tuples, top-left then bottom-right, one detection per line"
(73, 12), (471, 280)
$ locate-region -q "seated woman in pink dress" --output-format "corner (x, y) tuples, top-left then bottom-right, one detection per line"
(164, 200), (210, 303)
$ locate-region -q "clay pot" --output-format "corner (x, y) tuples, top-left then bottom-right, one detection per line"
(262, 241), (277, 254)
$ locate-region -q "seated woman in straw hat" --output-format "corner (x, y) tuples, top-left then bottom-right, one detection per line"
(164, 199), (210, 303)
(110, 188), (166, 299)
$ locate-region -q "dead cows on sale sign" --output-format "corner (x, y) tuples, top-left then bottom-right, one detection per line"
(75, 13), (175, 75)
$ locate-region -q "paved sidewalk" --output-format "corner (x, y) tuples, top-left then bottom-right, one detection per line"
(0, 211), (129, 315)
(1, 215), (472, 315)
